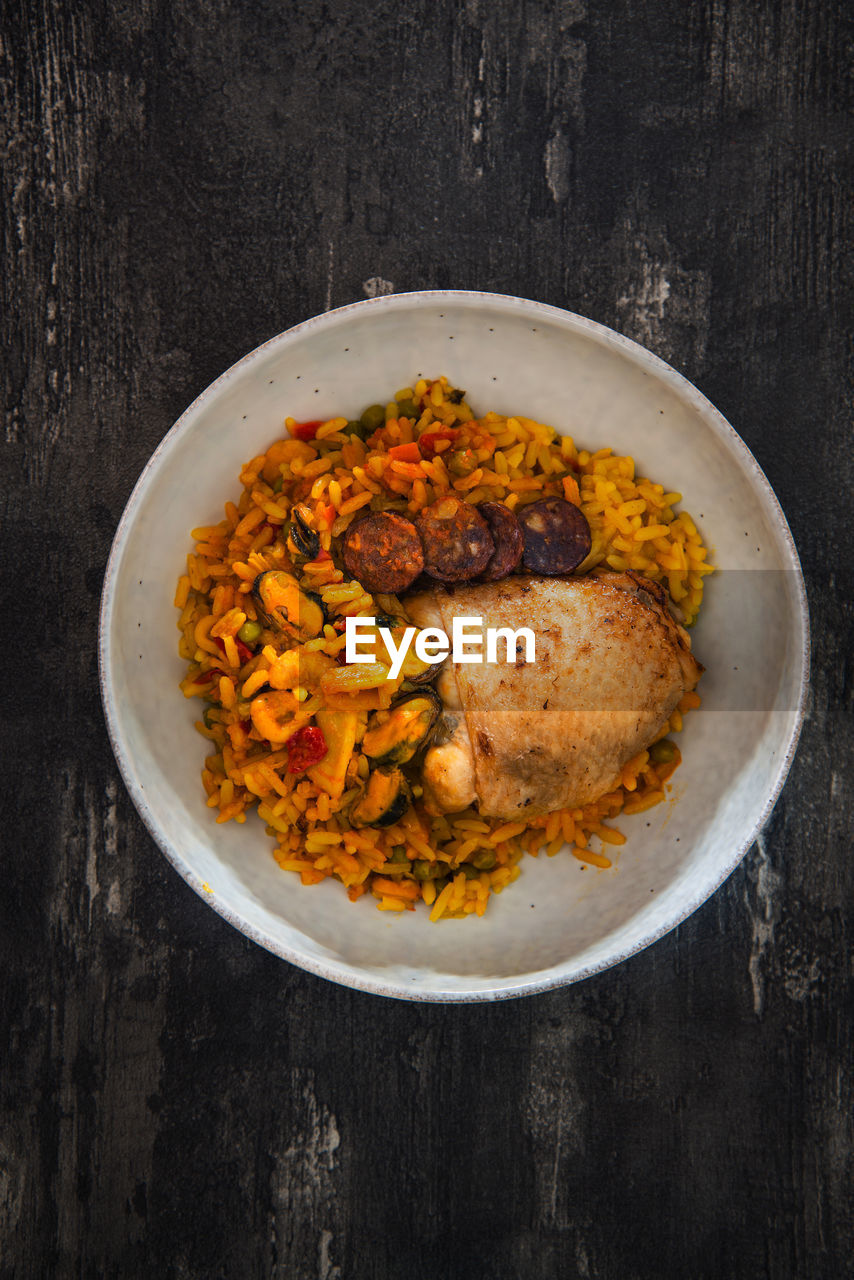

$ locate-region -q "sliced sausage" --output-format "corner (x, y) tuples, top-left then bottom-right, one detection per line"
(415, 495), (494, 582)
(518, 497), (592, 575)
(342, 511), (424, 594)
(477, 502), (524, 581)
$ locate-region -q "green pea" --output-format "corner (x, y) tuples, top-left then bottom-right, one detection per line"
(271, 474), (284, 492)
(460, 862), (482, 880)
(389, 845), (408, 863)
(472, 849), (497, 870)
(396, 398), (420, 420)
(345, 419), (367, 439)
(413, 859), (444, 880)
(446, 448), (478, 477)
(238, 620), (262, 644)
(359, 403), (386, 433)
(650, 739), (677, 764)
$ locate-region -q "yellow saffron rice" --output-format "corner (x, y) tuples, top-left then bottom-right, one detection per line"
(175, 377), (712, 919)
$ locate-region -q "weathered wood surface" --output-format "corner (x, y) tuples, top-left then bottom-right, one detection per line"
(2, 2), (851, 1276)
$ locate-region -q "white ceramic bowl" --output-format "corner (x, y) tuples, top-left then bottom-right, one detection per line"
(99, 291), (808, 1001)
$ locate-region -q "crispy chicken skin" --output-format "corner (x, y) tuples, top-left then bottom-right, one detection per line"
(407, 573), (702, 819)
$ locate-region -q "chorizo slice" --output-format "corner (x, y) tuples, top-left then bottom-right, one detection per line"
(341, 511), (424, 594)
(518, 497), (592, 575)
(415, 495), (494, 582)
(477, 502), (524, 581)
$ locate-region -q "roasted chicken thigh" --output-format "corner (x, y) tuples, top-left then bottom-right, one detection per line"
(407, 573), (702, 819)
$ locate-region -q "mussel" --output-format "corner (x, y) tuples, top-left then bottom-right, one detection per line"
(375, 624), (447, 685)
(252, 570), (325, 641)
(286, 507), (321, 562)
(350, 766), (411, 828)
(400, 654), (447, 686)
(362, 688), (442, 766)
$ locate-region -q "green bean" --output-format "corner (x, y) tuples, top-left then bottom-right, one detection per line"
(389, 845), (408, 863)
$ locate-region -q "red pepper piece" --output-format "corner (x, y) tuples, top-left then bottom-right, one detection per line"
(418, 427), (460, 457)
(193, 667), (224, 685)
(213, 636), (254, 665)
(291, 419), (323, 441)
(286, 725), (328, 774)
(387, 441), (423, 463)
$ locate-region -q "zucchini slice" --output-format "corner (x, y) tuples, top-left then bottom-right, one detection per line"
(307, 707), (359, 799)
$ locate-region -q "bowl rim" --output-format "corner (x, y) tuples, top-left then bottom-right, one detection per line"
(99, 289), (810, 1002)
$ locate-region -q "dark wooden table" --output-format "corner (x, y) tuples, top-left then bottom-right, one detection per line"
(3, 3), (851, 1276)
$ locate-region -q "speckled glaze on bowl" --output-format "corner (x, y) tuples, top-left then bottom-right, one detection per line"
(99, 292), (809, 1001)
